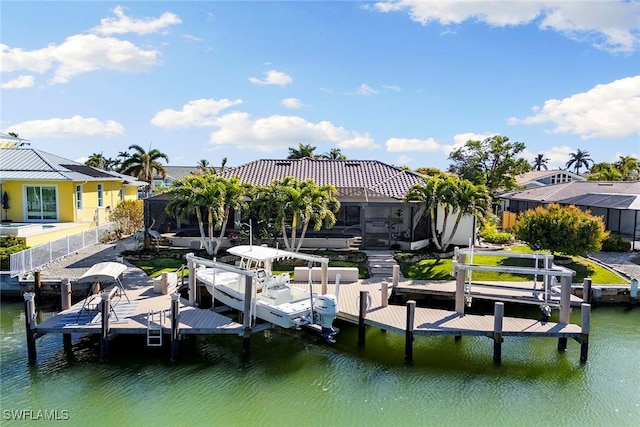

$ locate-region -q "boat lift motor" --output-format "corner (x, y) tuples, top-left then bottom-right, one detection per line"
(313, 294), (339, 342)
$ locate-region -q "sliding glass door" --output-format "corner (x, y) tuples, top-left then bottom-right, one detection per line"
(26, 185), (58, 221)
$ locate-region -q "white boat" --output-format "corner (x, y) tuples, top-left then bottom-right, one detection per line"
(191, 245), (339, 342)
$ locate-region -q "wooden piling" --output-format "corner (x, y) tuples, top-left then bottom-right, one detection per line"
(381, 282), (388, 308)
(357, 291), (368, 347)
(23, 293), (37, 365)
(321, 263), (328, 295)
(188, 258), (196, 305)
(580, 303), (591, 363)
(582, 278), (592, 304)
(170, 293), (179, 362)
(493, 302), (504, 364)
(242, 275), (253, 356)
(161, 272), (169, 295)
(405, 300), (416, 363)
(455, 252), (466, 315)
(61, 279), (72, 310)
(100, 292), (110, 361)
(558, 275), (571, 352)
(34, 271), (42, 304)
(392, 265), (399, 288)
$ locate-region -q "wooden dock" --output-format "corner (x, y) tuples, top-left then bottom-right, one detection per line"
(24, 253), (591, 365)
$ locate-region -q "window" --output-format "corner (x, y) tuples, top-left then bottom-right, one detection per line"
(97, 184), (104, 207)
(25, 185), (57, 220)
(119, 188), (124, 201)
(76, 185), (83, 209)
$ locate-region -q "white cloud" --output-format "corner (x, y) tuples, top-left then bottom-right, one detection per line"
(208, 113), (378, 151)
(355, 83), (379, 95)
(281, 97), (306, 109)
(5, 115), (125, 138)
(386, 137), (442, 152)
(92, 5), (182, 35)
(248, 70), (293, 86)
(0, 75), (35, 89)
(151, 98), (243, 128)
(508, 76), (640, 139)
(452, 132), (498, 147)
(1, 34), (159, 84)
(374, 0), (640, 53)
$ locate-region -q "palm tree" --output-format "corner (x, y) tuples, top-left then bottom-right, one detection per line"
(565, 149), (593, 175)
(250, 177), (339, 251)
(119, 144), (169, 196)
(615, 155), (640, 181)
(322, 148), (347, 160)
(85, 152), (117, 171)
(587, 163), (623, 181)
(197, 159), (211, 174)
(532, 153), (549, 171)
(287, 143), (318, 159)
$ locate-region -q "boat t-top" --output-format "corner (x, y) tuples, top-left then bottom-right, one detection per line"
(189, 245), (339, 342)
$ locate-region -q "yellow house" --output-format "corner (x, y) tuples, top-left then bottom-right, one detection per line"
(0, 139), (145, 246)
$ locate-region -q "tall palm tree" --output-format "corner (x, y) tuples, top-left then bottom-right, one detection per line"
(587, 162), (623, 181)
(532, 153), (549, 171)
(119, 144), (169, 196)
(322, 148), (347, 160)
(287, 143), (318, 159)
(565, 149), (593, 175)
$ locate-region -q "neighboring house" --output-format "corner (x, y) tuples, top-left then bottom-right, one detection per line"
(151, 166), (200, 192)
(513, 170), (586, 190)
(500, 180), (640, 243)
(0, 140), (146, 246)
(148, 158), (477, 250)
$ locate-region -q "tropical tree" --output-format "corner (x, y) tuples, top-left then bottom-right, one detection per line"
(588, 162), (623, 181)
(404, 174), (489, 251)
(85, 152), (117, 170)
(615, 155), (640, 181)
(119, 144), (169, 196)
(287, 143), (318, 159)
(565, 149), (593, 175)
(447, 135), (530, 194)
(414, 167), (447, 177)
(532, 153), (549, 171)
(165, 172), (248, 256)
(197, 159), (211, 173)
(251, 177), (340, 251)
(322, 148), (347, 160)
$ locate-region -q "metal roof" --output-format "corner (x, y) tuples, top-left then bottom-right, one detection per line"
(0, 147), (145, 186)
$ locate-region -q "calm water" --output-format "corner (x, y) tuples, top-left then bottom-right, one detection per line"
(1, 301), (638, 426)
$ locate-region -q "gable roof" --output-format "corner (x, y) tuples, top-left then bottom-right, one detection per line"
(514, 169), (586, 186)
(501, 180), (640, 210)
(219, 158), (424, 200)
(0, 147), (146, 186)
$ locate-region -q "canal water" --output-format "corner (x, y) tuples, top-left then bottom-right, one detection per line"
(1, 301), (638, 426)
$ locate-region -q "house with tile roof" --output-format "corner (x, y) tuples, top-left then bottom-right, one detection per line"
(500, 180), (640, 246)
(149, 158), (477, 250)
(0, 136), (146, 246)
(513, 169), (586, 189)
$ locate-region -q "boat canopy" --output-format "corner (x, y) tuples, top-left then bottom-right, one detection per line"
(227, 245), (329, 265)
(77, 262), (127, 284)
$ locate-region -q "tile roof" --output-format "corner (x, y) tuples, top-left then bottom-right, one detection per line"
(0, 147), (146, 186)
(219, 158), (424, 200)
(501, 180), (640, 210)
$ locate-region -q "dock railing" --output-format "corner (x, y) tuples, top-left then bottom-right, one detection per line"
(9, 223), (115, 278)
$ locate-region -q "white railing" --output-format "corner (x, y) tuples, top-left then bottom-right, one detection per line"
(9, 223), (115, 278)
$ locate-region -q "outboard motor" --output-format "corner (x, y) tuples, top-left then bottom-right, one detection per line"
(314, 294), (338, 343)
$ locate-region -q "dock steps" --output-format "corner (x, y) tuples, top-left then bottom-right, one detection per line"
(147, 310), (164, 347)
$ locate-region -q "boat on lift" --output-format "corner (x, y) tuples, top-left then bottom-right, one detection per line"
(191, 245), (339, 342)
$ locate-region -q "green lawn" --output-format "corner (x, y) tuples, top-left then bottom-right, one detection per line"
(399, 246), (628, 285)
(129, 258), (187, 278)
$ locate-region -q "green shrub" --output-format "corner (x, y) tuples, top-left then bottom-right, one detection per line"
(479, 223), (514, 244)
(0, 235), (27, 270)
(601, 235), (631, 252)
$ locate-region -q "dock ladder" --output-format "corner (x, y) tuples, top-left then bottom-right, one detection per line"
(147, 310), (165, 347)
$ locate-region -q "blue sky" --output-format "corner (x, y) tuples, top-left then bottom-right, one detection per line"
(1, 1), (639, 171)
